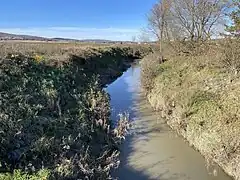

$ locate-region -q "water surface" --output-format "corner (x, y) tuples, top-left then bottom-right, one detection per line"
(107, 63), (232, 180)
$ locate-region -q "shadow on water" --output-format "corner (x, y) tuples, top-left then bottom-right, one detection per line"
(111, 93), (188, 180)
(107, 64), (179, 180)
(107, 62), (232, 180)
(107, 64), (151, 179)
(112, 136), (179, 180)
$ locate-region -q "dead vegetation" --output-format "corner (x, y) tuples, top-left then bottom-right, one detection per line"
(140, 38), (240, 180)
(0, 43), (151, 179)
(220, 38), (240, 74)
(140, 53), (161, 92)
(0, 42), (152, 61)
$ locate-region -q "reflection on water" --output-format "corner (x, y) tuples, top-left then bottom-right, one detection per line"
(106, 62), (140, 125)
(107, 63), (232, 180)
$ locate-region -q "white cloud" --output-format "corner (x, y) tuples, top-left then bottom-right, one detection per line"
(0, 27), (140, 41)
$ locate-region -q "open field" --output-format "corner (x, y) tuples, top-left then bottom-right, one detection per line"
(0, 41), (153, 63)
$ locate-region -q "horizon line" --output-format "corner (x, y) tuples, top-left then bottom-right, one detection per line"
(0, 26), (142, 41)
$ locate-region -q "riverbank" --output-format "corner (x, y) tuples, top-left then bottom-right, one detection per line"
(140, 43), (240, 180)
(0, 45), (151, 179)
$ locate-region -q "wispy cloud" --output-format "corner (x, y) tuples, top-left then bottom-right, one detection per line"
(0, 27), (140, 41)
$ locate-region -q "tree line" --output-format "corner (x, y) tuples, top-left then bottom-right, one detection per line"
(146, 0), (240, 52)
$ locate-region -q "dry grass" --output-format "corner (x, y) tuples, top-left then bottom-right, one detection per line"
(220, 38), (240, 74)
(0, 42), (152, 179)
(140, 53), (161, 92)
(141, 40), (240, 180)
(0, 41), (152, 60)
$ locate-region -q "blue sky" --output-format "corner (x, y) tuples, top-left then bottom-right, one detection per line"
(0, 0), (157, 40)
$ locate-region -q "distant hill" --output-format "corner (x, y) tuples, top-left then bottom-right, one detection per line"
(51, 37), (114, 43)
(0, 32), (119, 43)
(0, 32), (49, 41)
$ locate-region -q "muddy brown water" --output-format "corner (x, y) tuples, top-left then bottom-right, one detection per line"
(106, 63), (232, 180)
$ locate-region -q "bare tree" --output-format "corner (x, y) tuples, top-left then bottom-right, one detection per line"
(138, 29), (151, 43)
(170, 0), (230, 41)
(147, 0), (231, 58)
(131, 35), (137, 43)
(147, 0), (172, 60)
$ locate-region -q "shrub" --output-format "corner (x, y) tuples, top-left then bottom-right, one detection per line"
(140, 53), (161, 92)
(0, 169), (50, 180)
(170, 40), (214, 56)
(0, 54), (121, 179)
(220, 38), (240, 73)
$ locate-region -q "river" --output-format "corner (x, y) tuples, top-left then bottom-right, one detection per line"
(106, 62), (232, 180)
